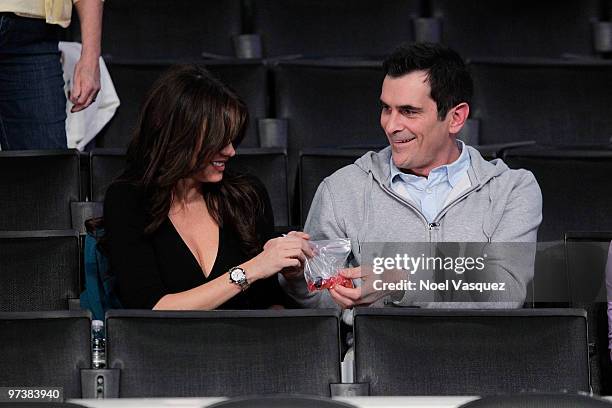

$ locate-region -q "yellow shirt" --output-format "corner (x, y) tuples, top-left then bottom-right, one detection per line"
(0, 0), (79, 28)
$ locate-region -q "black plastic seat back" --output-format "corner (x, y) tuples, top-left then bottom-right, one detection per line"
(0, 150), (80, 230)
(273, 60), (385, 200)
(102, 0), (242, 59)
(230, 148), (290, 226)
(0, 311), (91, 398)
(458, 393), (612, 408)
(470, 59), (612, 146)
(90, 149), (127, 203)
(101, 61), (267, 148)
(251, 0), (421, 58)
(354, 308), (589, 395)
(106, 309), (341, 397)
(208, 395), (357, 408)
(504, 147), (612, 241)
(0, 230), (80, 311)
(431, 0), (600, 58)
(299, 148), (373, 225)
(274, 60), (385, 151)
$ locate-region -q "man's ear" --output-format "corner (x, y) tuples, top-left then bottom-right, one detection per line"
(448, 102), (470, 134)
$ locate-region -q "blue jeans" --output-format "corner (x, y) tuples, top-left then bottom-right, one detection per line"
(0, 13), (67, 150)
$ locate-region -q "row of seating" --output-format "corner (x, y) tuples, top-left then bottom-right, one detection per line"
(69, 0), (612, 60)
(0, 309), (590, 398)
(1, 230), (609, 312)
(0, 148), (289, 229)
(99, 58), (612, 150)
(1, 145), (612, 233)
(98, 59), (612, 215)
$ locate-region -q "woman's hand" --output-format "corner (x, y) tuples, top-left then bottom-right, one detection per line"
(242, 232), (313, 281)
(280, 231), (313, 280)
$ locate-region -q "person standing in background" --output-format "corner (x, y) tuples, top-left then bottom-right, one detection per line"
(0, 0), (103, 150)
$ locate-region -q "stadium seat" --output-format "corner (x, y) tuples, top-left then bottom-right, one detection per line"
(0, 150), (81, 231)
(90, 149), (127, 203)
(231, 148), (290, 226)
(353, 308), (589, 395)
(100, 60), (268, 148)
(207, 395), (357, 408)
(431, 0), (601, 58)
(299, 148), (372, 225)
(273, 60), (386, 207)
(250, 0), (421, 58)
(273, 60), (385, 151)
(565, 232), (611, 305)
(527, 241), (569, 308)
(469, 58), (612, 146)
(458, 393), (612, 408)
(0, 230), (81, 312)
(0, 311), (91, 398)
(101, 0), (242, 59)
(503, 147), (612, 241)
(105, 309), (341, 397)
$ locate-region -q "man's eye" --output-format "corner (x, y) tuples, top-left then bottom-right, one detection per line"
(400, 109), (416, 116)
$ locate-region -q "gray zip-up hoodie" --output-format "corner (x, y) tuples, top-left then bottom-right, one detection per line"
(280, 145), (543, 308)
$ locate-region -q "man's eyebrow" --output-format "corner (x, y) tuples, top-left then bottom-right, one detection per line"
(379, 100), (423, 112)
(398, 104), (423, 112)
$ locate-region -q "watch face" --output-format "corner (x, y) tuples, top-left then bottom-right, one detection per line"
(230, 268), (245, 282)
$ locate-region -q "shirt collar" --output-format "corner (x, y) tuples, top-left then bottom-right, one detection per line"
(389, 140), (471, 188)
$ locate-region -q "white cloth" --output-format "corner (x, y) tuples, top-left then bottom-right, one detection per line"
(59, 41), (120, 150)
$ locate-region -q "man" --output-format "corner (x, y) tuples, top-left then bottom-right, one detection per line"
(281, 43), (542, 309)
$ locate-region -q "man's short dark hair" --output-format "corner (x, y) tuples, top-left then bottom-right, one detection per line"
(383, 42), (473, 120)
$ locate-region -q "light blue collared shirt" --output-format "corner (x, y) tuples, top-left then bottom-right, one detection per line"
(389, 140), (471, 223)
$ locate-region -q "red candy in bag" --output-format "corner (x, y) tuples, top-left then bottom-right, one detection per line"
(306, 275), (355, 292)
(304, 238), (352, 292)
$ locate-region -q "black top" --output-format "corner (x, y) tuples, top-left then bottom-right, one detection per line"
(103, 176), (284, 309)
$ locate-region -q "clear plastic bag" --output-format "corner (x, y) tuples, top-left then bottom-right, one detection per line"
(304, 238), (354, 292)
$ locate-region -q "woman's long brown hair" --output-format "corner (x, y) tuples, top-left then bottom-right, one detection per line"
(120, 65), (265, 256)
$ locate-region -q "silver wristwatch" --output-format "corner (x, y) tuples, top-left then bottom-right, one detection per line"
(228, 266), (250, 291)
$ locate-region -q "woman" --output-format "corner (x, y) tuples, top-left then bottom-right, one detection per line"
(103, 65), (310, 310)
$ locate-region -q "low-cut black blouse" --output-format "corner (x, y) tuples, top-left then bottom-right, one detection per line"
(103, 177), (283, 309)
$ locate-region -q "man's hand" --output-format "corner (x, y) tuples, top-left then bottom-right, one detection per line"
(329, 266), (406, 309)
(328, 266), (382, 308)
(70, 55), (101, 112)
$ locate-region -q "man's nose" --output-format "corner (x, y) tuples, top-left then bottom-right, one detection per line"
(383, 110), (403, 135)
